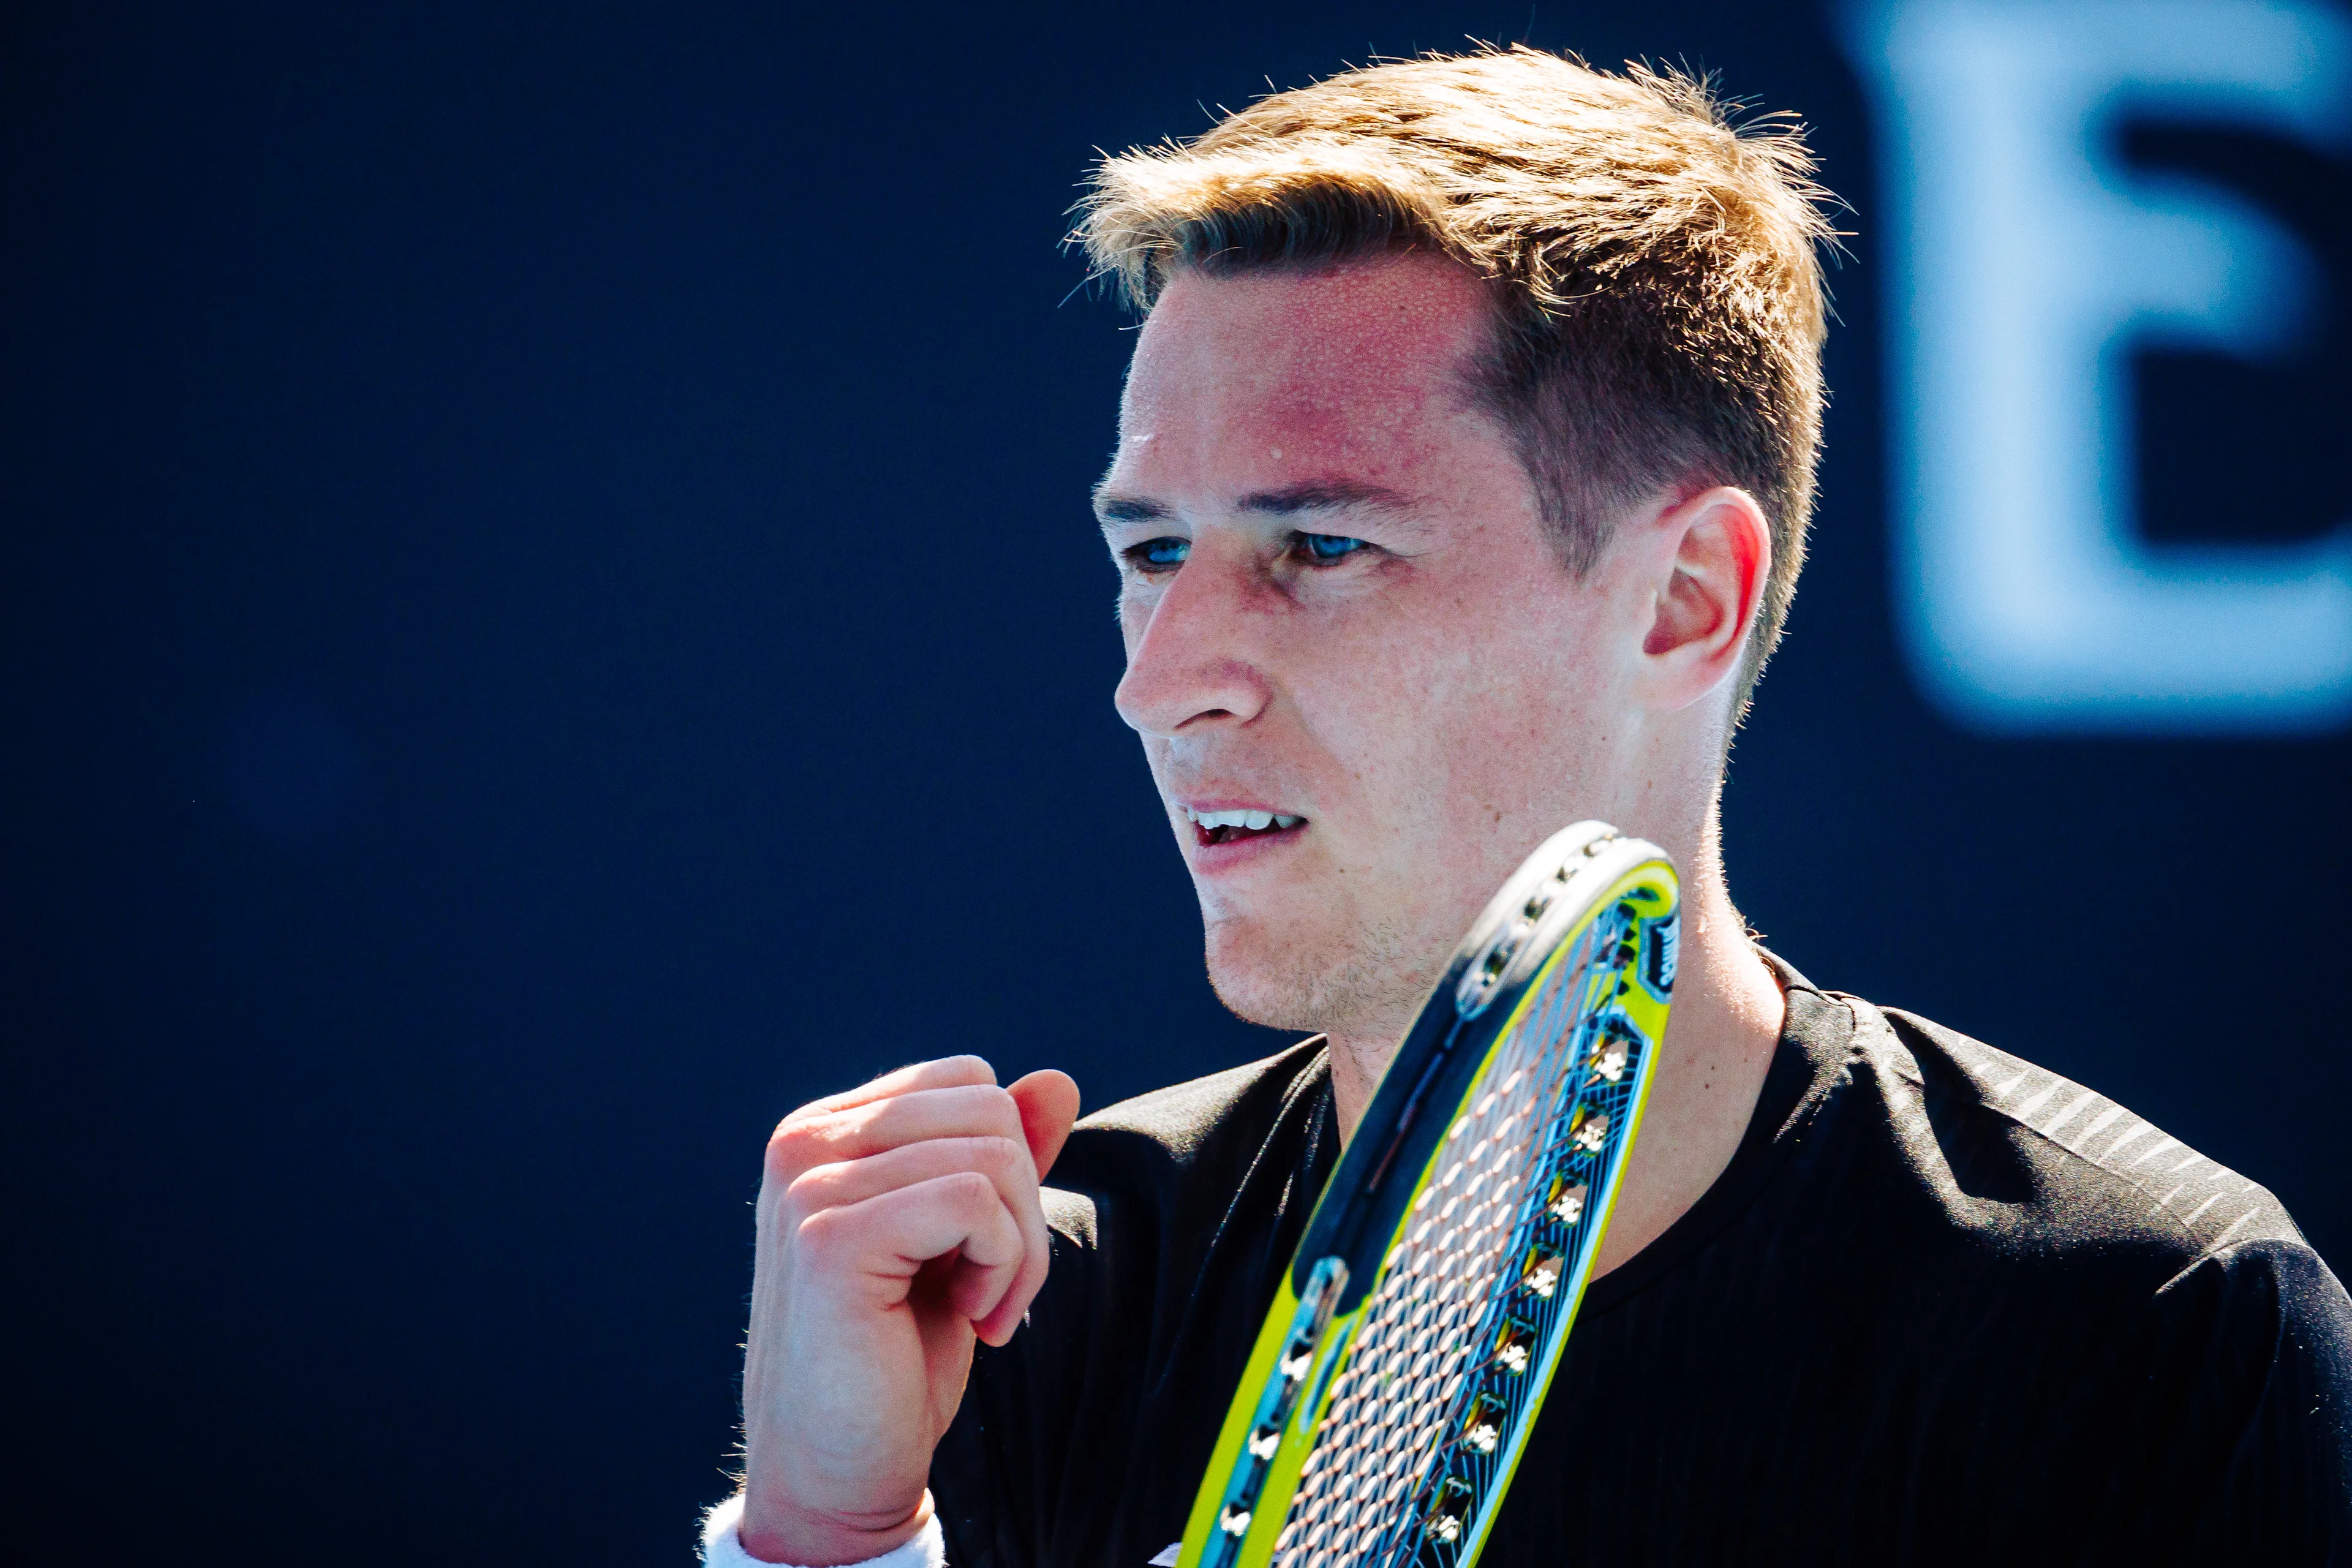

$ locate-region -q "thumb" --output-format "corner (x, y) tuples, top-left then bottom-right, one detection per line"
(1006, 1069), (1080, 1182)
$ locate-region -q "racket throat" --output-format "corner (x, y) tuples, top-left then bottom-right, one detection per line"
(1360, 1017), (1469, 1198)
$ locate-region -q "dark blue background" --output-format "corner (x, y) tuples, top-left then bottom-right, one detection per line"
(5, 3), (2345, 1561)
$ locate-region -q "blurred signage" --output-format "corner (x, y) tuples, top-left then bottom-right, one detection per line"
(1846, 0), (2352, 731)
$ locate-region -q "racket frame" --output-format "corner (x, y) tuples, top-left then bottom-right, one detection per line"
(1176, 823), (1678, 1568)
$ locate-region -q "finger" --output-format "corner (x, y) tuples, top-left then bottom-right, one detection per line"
(1007, 1070), (1081, 1182)
(789, 1136), (1039, 1226)
(971, 1256), (1046, 1348)
(801, 1055), (997, 1118)
(967, 1073), (1080, 1344)
(771, 1082), (1027, 1186)
(905, 1178), (1027, 1325)
(807, 1171), (1027, 1319)
(945, 1251), (1019, 1324)
(792, 1136), (1055, 1346)
(821, 1083), (1027, 1160)
(971, 1176), (1063, 1344)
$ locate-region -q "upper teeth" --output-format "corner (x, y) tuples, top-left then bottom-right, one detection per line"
(1187, 807), (1302, 831)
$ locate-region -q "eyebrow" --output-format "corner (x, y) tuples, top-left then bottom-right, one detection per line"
(1092, 479), (1422, 527)
(1238, 480), (1419, 519)
(1093, 492), (1172, 524)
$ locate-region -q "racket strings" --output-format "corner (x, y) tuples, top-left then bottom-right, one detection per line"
(1272, 925), (1613, 1568)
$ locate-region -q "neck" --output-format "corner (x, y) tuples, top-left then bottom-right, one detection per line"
(1322, 815), (1785, 1276)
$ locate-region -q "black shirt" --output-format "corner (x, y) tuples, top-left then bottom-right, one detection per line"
(932, 963), (2352, 1566)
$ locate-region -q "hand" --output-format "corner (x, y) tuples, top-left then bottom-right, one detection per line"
(737, 1057), (1080, 1566)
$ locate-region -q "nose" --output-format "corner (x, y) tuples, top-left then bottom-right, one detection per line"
(1113, 542), (1275, 740)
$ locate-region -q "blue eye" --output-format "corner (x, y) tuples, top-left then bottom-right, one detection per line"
(1139, 537), (1189, 568)
(1300, 532), (1367, 563)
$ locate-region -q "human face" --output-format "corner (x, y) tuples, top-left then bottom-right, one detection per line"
(1097, 255), (1655, 1040)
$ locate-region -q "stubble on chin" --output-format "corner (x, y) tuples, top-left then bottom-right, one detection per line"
(1201, 911), (1441, 1042)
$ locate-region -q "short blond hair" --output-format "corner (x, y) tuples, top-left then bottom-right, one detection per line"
(1075, 46), (1835, 710)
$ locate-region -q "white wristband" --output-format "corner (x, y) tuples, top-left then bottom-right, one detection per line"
(699, 1494), (947, 1568)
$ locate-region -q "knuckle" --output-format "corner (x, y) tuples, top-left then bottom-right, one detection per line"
(790, 1205), (843, 1261)
(778, 1165), (834, 1224)
(942, 1168), (997, 1210)
(970, 1084), (1022, 1131)
(968, 1134), (1027, 1180)
(762, 1139), (797, 1186)
(763, 1121), (822, 1184)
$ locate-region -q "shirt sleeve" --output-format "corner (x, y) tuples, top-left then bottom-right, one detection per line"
(2029, 1236), (2352, 1563)
(2153, 1239), (2352, 1558)
(699, 1496), (946, 1568)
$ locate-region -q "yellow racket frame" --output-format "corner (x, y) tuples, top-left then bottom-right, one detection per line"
(1177, 848), (1676, 1568)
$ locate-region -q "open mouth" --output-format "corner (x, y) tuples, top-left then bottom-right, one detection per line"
(1186, 805), (1306, 848)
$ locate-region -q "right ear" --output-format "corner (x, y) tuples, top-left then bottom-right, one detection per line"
(1008, 1069), (1082, 1180)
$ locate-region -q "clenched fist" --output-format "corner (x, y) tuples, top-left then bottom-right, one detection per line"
(736, 1057), (1081, 1565)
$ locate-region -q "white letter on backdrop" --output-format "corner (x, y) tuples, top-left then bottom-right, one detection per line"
(1845, 0), (2352, 731)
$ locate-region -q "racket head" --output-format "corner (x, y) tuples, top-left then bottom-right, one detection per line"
(1177, 823), (1678, 1568)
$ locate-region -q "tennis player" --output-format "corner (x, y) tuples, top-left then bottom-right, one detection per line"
(707, 49), (2352, 1567)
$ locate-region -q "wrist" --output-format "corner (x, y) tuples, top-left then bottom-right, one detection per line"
(734, 1489), (935, 1567)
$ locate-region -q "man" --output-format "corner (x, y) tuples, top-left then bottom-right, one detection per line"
(706, 48), (2352, 1567)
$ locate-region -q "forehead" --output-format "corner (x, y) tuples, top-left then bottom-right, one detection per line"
(1114, 254), (1496, 476)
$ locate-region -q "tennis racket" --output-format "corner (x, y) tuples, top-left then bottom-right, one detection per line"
(1174, 821), (1678, 1568)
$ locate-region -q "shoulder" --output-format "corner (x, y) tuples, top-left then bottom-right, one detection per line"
(1779, 988), (2352, 1550)
(1856, 997), (2306, 1264)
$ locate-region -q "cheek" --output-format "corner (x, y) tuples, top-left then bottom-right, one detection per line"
(1308, 603), (1608, 829)
(1295, 628), (1487, 816)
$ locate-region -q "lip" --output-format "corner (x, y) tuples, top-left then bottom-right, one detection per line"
(1176, 797), (1310, 873)
(1190, 826), (1300, 873)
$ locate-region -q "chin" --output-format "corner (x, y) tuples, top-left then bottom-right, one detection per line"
(1201, 913), (1439, 1041)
